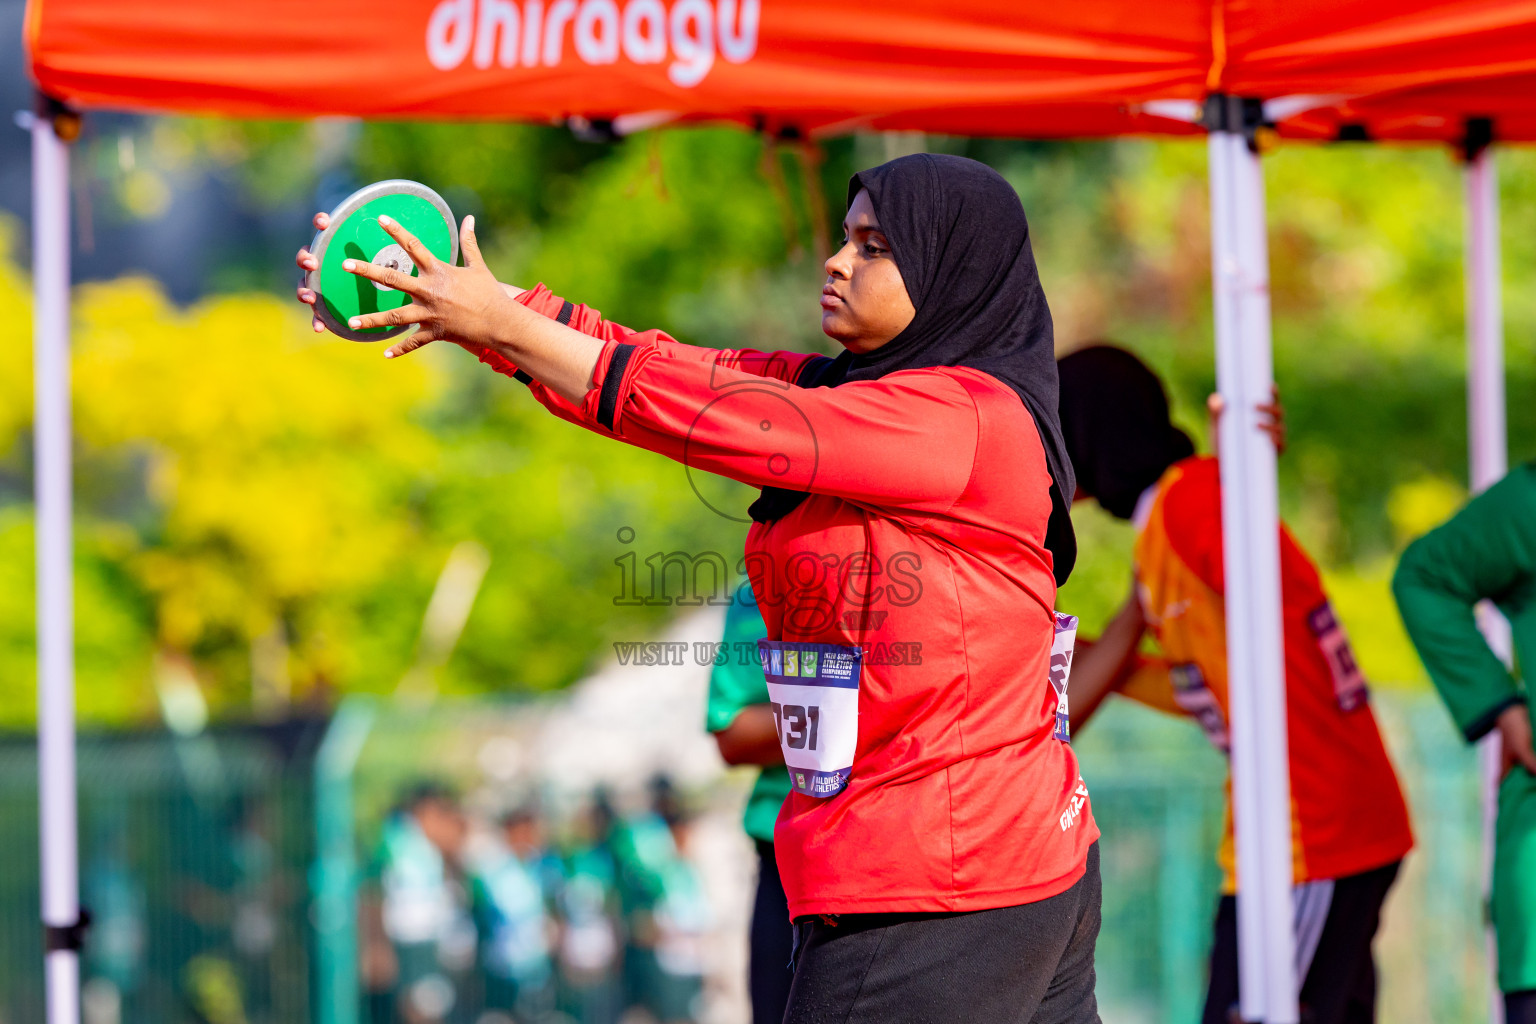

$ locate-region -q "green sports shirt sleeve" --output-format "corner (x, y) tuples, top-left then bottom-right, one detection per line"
(705, 579), (773, 733)
(1393, 463), (1536, 742)
(704, 578), (791, 844)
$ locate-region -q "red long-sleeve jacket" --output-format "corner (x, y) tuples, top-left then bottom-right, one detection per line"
(485, 286), (1099, 916)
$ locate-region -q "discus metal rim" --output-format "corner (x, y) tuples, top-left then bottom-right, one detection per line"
(305, 179), (458, 342)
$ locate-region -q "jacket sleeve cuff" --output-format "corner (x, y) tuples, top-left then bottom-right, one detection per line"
(1463, 692), (1527, 743)
(475, 346), (532, 384)
(582, 341), (643, 433)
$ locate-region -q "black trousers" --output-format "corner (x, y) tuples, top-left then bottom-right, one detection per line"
(1202, 860), (1400, 1024)
(783, 842), (1102, 1024)
(1508, 991), (1536, 1024)
(751, 840), (795, 1024)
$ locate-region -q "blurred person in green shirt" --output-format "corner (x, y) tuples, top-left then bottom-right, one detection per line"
(470, 803), (557, 1022)
(610, 777), (681, 1015)
(1394, 462), (1536, 1023)
(650, 796), (712, 1023)
(553, 794), (622, 1024)
(367, 783), (471, 1024)
(705, 578), (793, 1024)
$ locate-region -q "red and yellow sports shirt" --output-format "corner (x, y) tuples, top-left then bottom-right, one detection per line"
(1123, 456), (1412, 890)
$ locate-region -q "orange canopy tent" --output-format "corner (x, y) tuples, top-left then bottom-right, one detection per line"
(23, 0), (1536, 139)
(21, 4), (1534, 1024)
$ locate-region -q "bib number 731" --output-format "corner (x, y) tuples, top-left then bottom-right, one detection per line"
(759, 640), (861, 798)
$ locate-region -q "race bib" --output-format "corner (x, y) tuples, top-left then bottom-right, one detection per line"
(759, 640), (862, 799)
(1050, 612), (1079, 742)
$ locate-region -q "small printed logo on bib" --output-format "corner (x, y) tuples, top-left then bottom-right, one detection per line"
(759, 640), (862, 798)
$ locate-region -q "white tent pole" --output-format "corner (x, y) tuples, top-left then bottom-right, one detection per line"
(1465, 141), (1507, 495)
(1464, 130), (1510, 1024)
(1208, 96), (1298, 1024)
(32, 97), (82, 1024)
(1208, 118), (1266, 1021)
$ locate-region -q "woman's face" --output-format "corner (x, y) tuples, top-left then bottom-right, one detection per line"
(821, 189), (916, 354)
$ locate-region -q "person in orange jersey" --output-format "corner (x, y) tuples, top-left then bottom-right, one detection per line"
(1058, 345), (1412, 1024)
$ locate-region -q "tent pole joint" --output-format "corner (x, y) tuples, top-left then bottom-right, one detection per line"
(33, 92), (81, 144)
(42, 910), (92, 954)
(1462, 116), (1494, 164)
(1201, 94), (1268, 152)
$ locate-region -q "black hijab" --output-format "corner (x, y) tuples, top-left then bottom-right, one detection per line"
(1056, 345), (1194, 520)
(748, 153), (1078, 586)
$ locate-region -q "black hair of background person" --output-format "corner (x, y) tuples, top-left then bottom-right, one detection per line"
(749, 154), (1079, 586)
(1056, 344), (1195, 521)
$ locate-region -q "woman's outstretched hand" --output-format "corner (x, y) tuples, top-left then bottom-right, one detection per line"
(293, 212), (529, 352)
(336, 214), (515, 359)
(295, 211), (603, 403)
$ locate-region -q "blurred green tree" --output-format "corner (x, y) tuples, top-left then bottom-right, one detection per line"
(3, 127), (1534, 724)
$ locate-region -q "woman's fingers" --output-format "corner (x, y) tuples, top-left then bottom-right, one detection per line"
(341, 257), (420, 295)
(297, 215), (327, 273)
(459, 215), (484, 267)
(301, 216), (330, 329)
(347, 304), (431, 333)
(376, 215), (437, 270)
(384, 330), (437, 359)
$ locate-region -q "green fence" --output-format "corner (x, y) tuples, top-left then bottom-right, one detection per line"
(0, 721), (324, 1024)
(0, 689), (1498, 1024)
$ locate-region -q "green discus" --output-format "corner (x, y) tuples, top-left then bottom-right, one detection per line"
(304, 180), (458, 342)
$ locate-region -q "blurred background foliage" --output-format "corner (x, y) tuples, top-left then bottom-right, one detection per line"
(2, 120), (1533, 726)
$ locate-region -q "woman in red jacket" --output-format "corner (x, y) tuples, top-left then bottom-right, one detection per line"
(298, 155), (1102, 1023)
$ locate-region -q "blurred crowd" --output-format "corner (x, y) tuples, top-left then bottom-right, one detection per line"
(363, 777), (711, 1024)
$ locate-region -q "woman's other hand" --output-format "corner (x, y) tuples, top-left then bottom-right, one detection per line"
(294, 211), (331, 333)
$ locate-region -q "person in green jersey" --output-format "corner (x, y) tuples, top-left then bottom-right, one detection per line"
(1394, 462), (1536, 1023)
(705, 578), (792, 1024)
